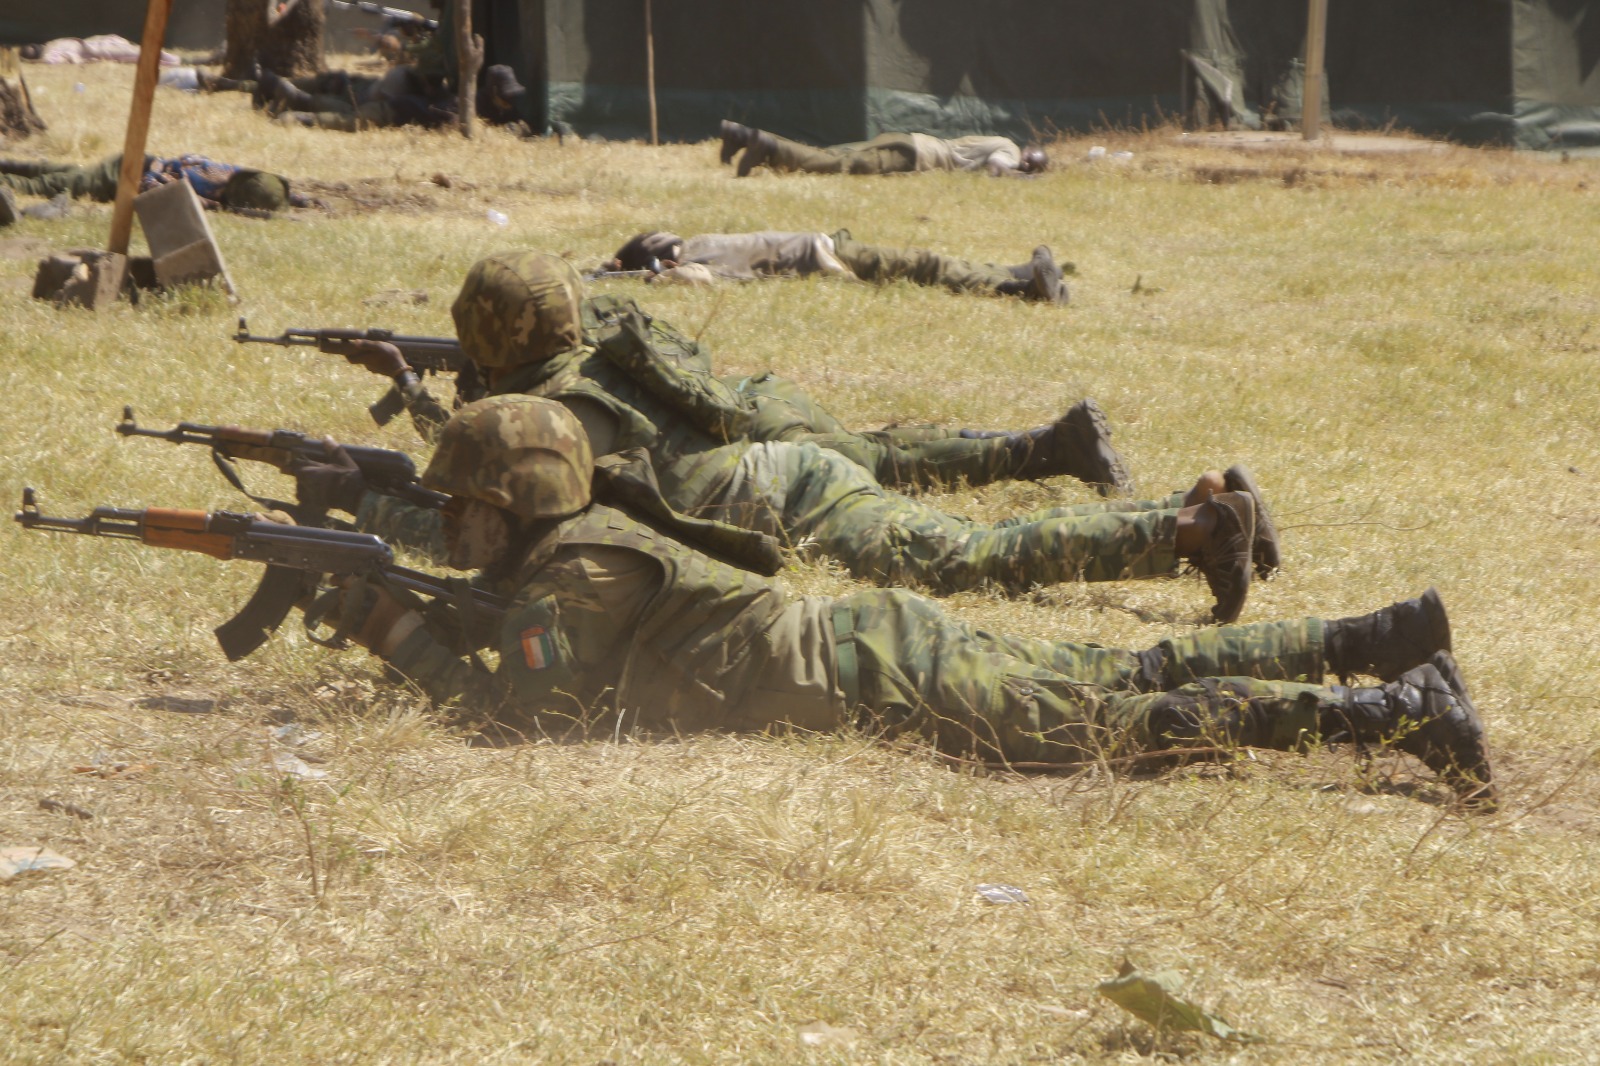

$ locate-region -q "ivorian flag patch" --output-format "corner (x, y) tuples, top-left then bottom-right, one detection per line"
(521, 626), (556, 670)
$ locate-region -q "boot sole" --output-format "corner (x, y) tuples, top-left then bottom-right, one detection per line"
(1062, 399), (1134, 498)
(1413, 652), (1496, 809)
(1222, 463), (1281, 578)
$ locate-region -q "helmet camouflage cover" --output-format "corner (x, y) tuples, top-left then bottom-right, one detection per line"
(451, 251), (584, 369)
(421, 395), (594, 520)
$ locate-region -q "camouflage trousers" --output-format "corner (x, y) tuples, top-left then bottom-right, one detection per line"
(696, 441), (1182, 593)
(761, 132), (920, 175)
(0, 155), (125, 201)
(734, 372), (1030, 490)
(833, 588), (1338, 763)
(829, 229), (1030, 298)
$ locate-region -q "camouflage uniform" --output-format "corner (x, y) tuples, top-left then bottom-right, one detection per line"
(829, 229), (1049, 298)
(735, 371), (1058, 490)
(391, 294), (1101, 492)
(364, 292), (1180, 594)
(389, 470), (1334, 764)
(616, 230), (1058, 301)
(364, 396), (1490, 801)
(0, 154), (290, 210)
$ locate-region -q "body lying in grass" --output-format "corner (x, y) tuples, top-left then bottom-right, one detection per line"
(317, 393), (1496, 809)
(606, 229), (1070, 304)
(718, 122), (1050, 178)
(327, 252), (1276, 623)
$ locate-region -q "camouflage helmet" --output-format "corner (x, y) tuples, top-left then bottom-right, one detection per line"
(420, 395), (593, 520)
(451, 252), (584, 369)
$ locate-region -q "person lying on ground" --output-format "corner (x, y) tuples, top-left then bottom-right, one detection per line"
(20, 36), (178, 66)
(608, 229), (1069, 304)
(227, 63), (527, 130)
(308, 253), (1281, 623)
(718, 121), (1049, 178)
(0, 153), (304, 213)
(318, 393), (1495, 809)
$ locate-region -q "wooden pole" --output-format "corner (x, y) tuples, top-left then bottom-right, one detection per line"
(108, 0), (174, 255)
(457, 0), (484, 138)
(1302, 0), (1328, 141)
(645, 0), (658, 146)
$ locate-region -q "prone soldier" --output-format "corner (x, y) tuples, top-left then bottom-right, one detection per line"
(327, 395), (1494, 807)
(310, 253), (1281, 621)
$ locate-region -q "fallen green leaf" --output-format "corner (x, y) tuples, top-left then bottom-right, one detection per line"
(1096, 960), (1264, 1043)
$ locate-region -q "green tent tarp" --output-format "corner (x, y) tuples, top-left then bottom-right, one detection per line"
(495, 0), (1600, 150)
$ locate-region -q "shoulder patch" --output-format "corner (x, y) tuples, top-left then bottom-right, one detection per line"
(520, 626), (557, 670)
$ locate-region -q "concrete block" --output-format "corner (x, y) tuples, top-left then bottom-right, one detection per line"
(153, 238), (225, 287)
(32, 249), (129, 310)
(133, 179), (235, 295)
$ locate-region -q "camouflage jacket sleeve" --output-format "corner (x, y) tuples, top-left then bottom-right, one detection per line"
(383, 593), (579, 713)
(383, 590), (588, 718)
(400, 375), (452, 444)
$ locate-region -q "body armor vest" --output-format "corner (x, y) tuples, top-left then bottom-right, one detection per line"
(509, 504), (790, 727)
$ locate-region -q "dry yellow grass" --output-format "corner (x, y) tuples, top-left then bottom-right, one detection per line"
(2, 58), (1599, 1064)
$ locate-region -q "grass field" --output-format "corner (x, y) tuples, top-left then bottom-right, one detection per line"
(2, 57), (1600, 1064)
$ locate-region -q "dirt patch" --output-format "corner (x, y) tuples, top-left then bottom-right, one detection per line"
(299, 177), (444, 215)
(1188, 163), (1383, 187)
(1178, 130), (1451, 155)
(0, 235), (49, 260)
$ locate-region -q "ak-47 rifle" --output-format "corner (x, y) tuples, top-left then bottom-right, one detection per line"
(233, 318), (480, 427)
(119, 403), (448, 512)
(116, 406), (448, 514)
(15, 488), (504, 662)
(329, 0), (439, 30)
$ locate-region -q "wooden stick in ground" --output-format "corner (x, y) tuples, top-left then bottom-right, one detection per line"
(645, 0), (658, 146)
(1302, 0), (1328, 141)
(108, 0), (174, 256)
(456, 0), (484, 139)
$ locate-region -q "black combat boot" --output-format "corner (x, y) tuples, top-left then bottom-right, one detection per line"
(1009, 398), (1134, 496)
(1188, 491), (1254, 624)
(719, 120), (755, 165)
(1323, 587), (1451, 682)
(1222, 464), (1280, 578)
(1327, 653), (1495, 808)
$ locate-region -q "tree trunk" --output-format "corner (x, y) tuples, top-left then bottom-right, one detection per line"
(0, 49), (47, 141)
(224, 0), (325, 79)
(456, 0), (483, 139)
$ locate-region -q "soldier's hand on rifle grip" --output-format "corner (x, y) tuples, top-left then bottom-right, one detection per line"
(325, 338), (410, 378)
(289, 439), (370, 514)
